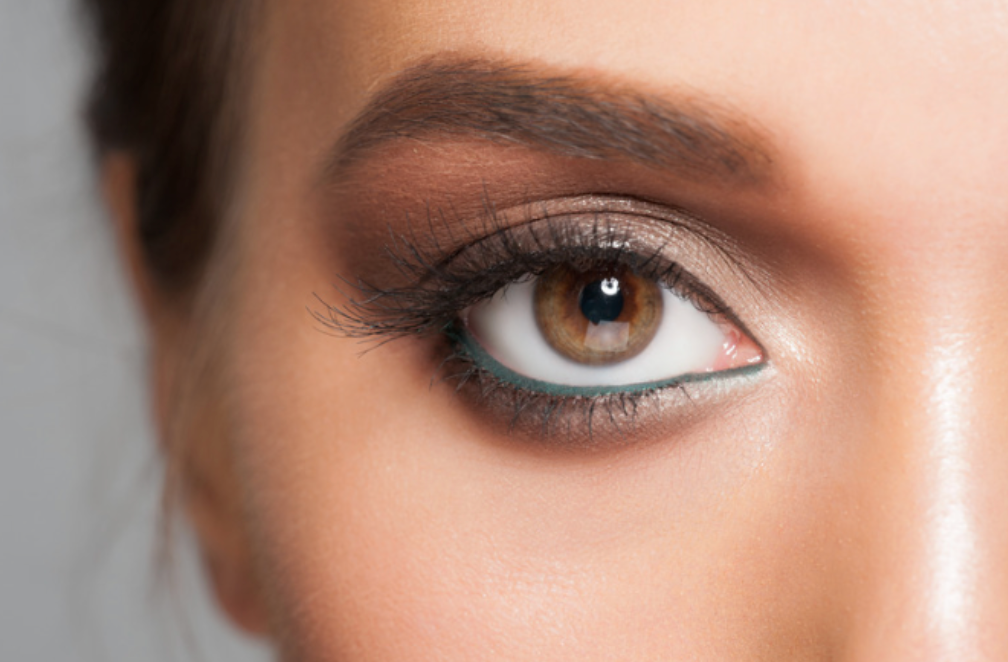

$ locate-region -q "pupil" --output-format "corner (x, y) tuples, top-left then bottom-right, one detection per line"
(579, 277), (625, 324)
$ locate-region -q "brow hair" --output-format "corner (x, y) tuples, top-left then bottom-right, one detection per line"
(83, 0), (262, 296)
(329, 58), (775, 185)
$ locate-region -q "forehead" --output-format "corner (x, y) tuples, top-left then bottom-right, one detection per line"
(264, 0), (1008, 114)
(250, 0), (1008, 247)
(276, 0), (1008, 77)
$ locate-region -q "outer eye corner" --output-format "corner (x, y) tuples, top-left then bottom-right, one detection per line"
(709, 317), (765, 373)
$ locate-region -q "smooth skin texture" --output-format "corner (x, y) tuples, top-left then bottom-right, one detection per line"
(109, 0), (1008, 660)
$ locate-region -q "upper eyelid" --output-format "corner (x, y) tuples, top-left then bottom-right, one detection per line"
(315, 194), (769, 345)
(416, 200), (753, 298)
(425, 194), (719, 251)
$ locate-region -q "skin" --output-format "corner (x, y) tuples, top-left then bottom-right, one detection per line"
(108, 0), (1008, 659)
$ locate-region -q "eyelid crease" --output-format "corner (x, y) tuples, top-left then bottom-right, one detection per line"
(408, 193), (747, 269)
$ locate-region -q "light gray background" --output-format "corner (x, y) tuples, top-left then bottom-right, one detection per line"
(1, 1), (271, 660)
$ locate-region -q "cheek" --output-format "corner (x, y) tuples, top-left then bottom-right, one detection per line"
(220, 179), (852, 661)
(227, 328), (608, 658)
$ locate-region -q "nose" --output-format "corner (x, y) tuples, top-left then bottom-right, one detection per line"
(842, 306), (1008, 660)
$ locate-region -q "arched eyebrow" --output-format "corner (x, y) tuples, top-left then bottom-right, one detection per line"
(324, 57), (777, 187)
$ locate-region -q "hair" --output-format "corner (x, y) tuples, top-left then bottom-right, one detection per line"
(81, 2), (265, 582)
(81, 0), (259, 298)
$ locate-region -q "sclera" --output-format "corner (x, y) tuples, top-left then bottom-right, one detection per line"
(467, 277), (734, 389)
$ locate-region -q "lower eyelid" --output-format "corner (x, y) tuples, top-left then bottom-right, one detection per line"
(451, 325), (761, 398)
(438, 329), (770, 444)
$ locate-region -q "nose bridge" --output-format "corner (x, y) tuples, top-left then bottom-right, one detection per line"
(843, 294), (1008, 660)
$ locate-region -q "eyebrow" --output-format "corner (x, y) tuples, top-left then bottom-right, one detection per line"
(326, 58), (776, 187)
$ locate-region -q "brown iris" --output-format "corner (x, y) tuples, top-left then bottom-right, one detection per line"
(534, 265), (663, 365)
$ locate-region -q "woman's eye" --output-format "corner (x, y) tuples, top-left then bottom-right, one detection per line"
(462, 265), (763, 394)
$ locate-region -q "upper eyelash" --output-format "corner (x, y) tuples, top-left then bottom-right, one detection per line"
(313, 209), (731, 342)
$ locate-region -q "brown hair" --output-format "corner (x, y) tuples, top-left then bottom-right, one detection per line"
(82, 0), (258, 296)
(81, 2), (265, 571)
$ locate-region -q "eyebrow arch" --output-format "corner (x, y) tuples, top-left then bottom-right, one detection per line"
(325, 57), (776, 187)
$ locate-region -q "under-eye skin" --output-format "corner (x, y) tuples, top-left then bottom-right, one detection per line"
(316, 195), (767, 437)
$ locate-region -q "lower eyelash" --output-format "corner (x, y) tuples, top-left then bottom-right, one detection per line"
(450, 323), (695, 398)
(437, 323), (685, 442)
(439, 348), (665, 442)
(439, 323), (765, 443)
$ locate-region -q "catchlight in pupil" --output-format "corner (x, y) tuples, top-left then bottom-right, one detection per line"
(580, 278), (625, 324)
